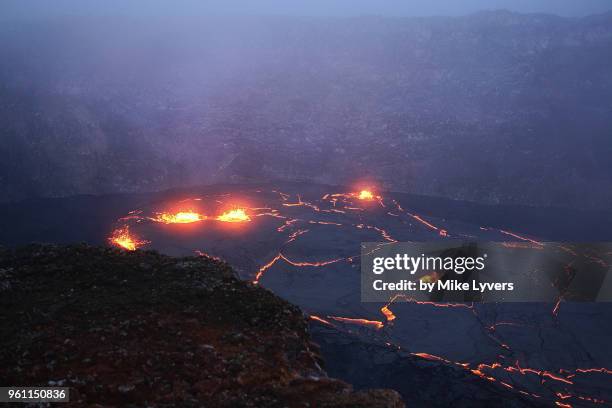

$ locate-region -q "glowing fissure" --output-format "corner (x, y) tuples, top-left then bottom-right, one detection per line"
(498, 229), (544, 247)
(286, 229), (309, 243)
(283, 195), (321, 212)
(309, 220), (343, 226)
(254, 253), (345, 283)
(327, 316), (384, 330)
(308, 315), (334, 327)
(278, 219), (299, 232)
(407, 350), (590, 401)
(355, 223), (397, 242)
(407, 212), (440, 231)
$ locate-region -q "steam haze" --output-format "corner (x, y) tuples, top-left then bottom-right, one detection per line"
(1, 1), (612, 209)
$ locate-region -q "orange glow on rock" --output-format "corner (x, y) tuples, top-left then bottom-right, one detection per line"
(216, 208), (251, 223)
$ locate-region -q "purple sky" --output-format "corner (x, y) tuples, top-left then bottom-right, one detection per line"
(2, 0), (612, 20)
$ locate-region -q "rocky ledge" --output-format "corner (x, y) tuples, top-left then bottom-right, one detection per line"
(0, 244), (403, 407)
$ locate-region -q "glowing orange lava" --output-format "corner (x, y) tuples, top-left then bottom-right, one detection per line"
(153, 211), (206, 224)
(254, 253), (344, 283)
(328, 316), (384, 330)
(358, 190), (375, 200)
(309, 315), (334, 327)
(381, 305), (396, 322)
(109, 226), (148, 251)
(216, 208), (251, 223)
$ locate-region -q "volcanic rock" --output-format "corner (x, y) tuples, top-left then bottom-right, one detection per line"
(0, 244), (403, 407)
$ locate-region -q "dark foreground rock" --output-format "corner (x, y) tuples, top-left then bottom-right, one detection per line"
(0, 244), (403, 407)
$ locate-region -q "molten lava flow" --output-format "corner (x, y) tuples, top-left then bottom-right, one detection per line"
(309, 315), (335, 327)
(153, 211), (205, 224)
(407, 212), (441, 232)
(358, 190), (375, 200)
(109, 226), (148, 251)
(498, 229), (544, 247)
(381, 305), (396, 322)
(412, 352), (450, 363)
(216, 208), (251, 223)
(328, 316), (384, 330)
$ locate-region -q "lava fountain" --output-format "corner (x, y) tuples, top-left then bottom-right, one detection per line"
(153, 211), (206, 224)
(216, 208), (251, 223)
(358, 190), (375, 200)
(109, 226), (148, 251)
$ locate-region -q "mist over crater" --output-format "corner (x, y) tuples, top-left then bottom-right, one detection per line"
(1, 11), (612, 209)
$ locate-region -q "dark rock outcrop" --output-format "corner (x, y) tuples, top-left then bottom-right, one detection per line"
(0, 244), (403, 407)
